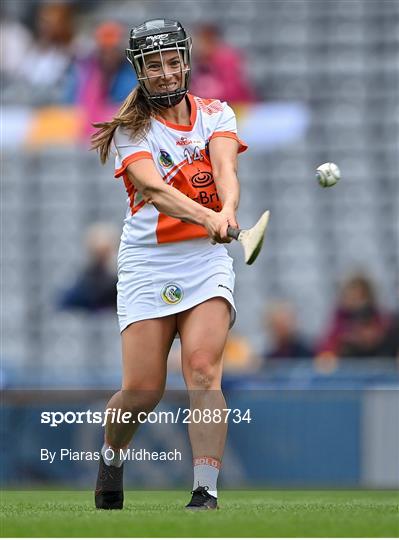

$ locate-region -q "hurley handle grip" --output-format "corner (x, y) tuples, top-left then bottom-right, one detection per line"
(227, 226), (241, 240)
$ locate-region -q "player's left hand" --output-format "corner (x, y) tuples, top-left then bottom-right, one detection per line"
(218, 205), (239, 242)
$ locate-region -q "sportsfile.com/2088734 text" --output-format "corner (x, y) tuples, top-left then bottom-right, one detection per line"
(40, 408), (252, 427)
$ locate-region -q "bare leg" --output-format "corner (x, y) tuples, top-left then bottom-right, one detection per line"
(105, 315), (177, 449)
(177, 298), (230, 461)
(95, 315), (177, 510)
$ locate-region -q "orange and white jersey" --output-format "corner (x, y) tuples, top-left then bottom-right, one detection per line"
(113, 94), (247, 245)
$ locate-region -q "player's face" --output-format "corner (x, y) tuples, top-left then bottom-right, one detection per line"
(142, 50), (186, 94)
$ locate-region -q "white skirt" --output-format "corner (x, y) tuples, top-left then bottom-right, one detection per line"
(117, 238), (236, 333)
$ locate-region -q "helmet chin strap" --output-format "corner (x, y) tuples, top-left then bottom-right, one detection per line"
(148, 89), (187, 108)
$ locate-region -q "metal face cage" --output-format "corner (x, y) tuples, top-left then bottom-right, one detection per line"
(126, 34), (192, 108)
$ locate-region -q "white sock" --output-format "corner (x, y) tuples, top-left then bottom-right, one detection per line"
(101, 443), (125, 468)
(193, 456), (221, 498)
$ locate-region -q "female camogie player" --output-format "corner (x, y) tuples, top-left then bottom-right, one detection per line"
(91, 18), (247, 511)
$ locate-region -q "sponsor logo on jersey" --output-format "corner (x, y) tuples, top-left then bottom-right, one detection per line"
(176, 136), (203, 146)
(158, 150), (174, 168)
(161, 283), (184, 305)
(190, 171), (214, 188)
(192, 190), (220, 210)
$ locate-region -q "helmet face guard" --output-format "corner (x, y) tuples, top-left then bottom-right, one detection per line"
(126, 19), (192, 108)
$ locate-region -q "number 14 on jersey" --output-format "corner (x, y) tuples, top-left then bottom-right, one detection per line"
(184, 146), (203, 164)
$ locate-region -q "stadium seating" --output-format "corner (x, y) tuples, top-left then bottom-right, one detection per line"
(2, 0), (398, 380)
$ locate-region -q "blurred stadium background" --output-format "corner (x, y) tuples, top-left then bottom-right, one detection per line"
(1, 0), (398, 491)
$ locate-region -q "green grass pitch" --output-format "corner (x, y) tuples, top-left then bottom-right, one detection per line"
(1, 490), (398, 537)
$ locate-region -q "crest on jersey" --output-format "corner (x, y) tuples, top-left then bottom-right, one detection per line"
(161, 283), (183, 304)
(158, 150), (174, 168)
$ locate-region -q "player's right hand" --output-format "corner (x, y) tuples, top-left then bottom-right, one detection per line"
(204, 212), (232, 244)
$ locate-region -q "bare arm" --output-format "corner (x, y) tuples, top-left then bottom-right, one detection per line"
(209, 136), (241, 232)
(125, 159), (229, 242)
(126, 159), (211, 225)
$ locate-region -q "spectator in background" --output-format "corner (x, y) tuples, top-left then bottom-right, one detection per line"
(189, 23), (256, 103)
(58, 223), (118, 312)
(68, 21), (137, 140)
(262, 301), (313, 361)
(223, 332), (258, 371)
(317, 273), (395, 359)
(0, 9), (33, 93)
(384, 307), (399, 362)
(17, 2), (76, 105)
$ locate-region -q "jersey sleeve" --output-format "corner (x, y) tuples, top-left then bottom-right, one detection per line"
(113, 126), (153, 178)
(209, 103), (248, 153)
